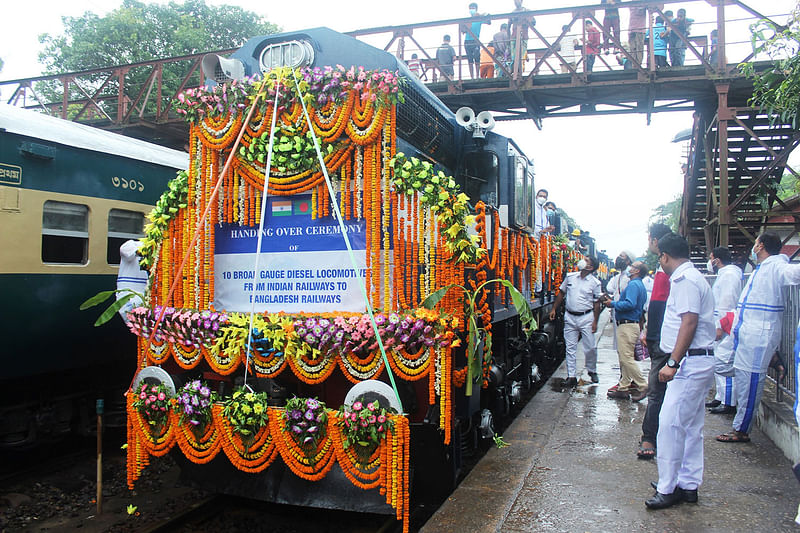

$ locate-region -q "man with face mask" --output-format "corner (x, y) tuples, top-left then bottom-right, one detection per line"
(706, 247), (742, 415)
(534, 189), (549, 238)
(604, 261), (649, 401)
(462, 2), (490, 79)
(549, 256), (603, 387)
(715, 233), (800, 443)
(646, 233), (716, 509)
(606, 252), (632, 354)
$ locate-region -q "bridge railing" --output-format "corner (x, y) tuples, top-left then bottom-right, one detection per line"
(773, 285), (800, 407)
(348, 0), (792, 85)
(0, 0), (792, 127)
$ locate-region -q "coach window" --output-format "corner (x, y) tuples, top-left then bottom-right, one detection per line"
(107, 209), (145, 264)
(42, 200), (89, 264)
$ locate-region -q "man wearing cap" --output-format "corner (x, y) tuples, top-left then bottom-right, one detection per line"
(646, 233), (716, 509)
(549, 256), (603, 387)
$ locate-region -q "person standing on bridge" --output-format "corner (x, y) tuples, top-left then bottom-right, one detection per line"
(462, 3), (490, 79)
(601, 0), (621, 54)
(706, 247), (742, 415)
(646, 233), (716, 509)
(583, 20), (602, 72)
(667, 8), (692, 67)
(557, 24), (578, 73)
(637, 223), (672, 461)
(435, 35), (456, 81)
(549, 256), (603, 387)
(715, 233), (800, 444)
(509, 0), (536, 78)
(628, 5), (647, 66)
(492, 23), (511, 75)
(652, 16), (668, 69)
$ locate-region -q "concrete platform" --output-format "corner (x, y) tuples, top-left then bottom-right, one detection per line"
(422, 315), (800, 532)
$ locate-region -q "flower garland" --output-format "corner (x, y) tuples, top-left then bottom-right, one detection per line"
(126, 397), (411, 533)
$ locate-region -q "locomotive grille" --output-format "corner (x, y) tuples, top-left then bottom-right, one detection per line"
(396, 85), (455, 169)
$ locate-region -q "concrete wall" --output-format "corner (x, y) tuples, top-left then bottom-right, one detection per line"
(757, 383), (800, 464)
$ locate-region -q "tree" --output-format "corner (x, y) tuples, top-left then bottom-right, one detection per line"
(739, 3), (800, 127)
(649, 195), (680, 233)
(36, 0), (279, 119)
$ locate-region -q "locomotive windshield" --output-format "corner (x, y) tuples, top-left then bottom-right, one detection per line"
(462, 151), (498, 206)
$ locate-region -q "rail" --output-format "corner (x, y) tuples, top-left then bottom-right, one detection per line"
(772, 284), (800, 406)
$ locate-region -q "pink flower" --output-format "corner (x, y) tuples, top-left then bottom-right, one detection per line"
(378, 425), (384, 432)
(360, 420), (369, 427)
(350, 413), (357, 421)
(369, 415), (376, 423)
(158, 392), (166, 401)
(352, 401), (362, 411)
(149, 395), (156, 402)
(145, 399), (151, 405)
(377, 414), (386, 423)
(140, 393), (146, 399)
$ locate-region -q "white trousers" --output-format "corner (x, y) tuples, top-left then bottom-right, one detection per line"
(564, 311), (597, 378)
(713, 373), (736, 405)
(656, 354), (714, 494)
(732, 369), (766, 434)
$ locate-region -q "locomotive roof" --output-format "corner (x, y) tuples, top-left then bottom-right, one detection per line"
(0, 104), (188, 169)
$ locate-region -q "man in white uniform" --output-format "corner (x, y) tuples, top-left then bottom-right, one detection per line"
(533, 189), (549, 238)
(716, 232), (800, 443)
(550, 256), (603, 387)
(646, 234), (716, 509)
(706, 247), (742, 415)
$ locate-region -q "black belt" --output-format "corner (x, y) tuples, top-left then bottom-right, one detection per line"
(566, 309), (592, 316)
(616, 319), (638, 325)
(666, 348), (714, 357)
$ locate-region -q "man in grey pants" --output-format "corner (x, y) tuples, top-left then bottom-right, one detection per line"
(637, 223), (673, 459)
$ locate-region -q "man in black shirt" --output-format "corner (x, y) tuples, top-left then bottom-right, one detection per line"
(435, 35), (456, 80)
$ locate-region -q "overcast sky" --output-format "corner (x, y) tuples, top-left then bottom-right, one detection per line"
(1, 0), (797, 258)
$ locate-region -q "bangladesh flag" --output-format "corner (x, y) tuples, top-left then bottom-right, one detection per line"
(271, 200), (292, 216)
(293, 198), (311, 216)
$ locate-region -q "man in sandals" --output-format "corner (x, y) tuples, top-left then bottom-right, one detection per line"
(645, 234), (716, 509)
(716, 233), (800, 444)
(637, 224), (673, 460)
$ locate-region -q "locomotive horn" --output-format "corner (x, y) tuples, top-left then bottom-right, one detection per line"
(202, 54), (246, 84)
(475, 111), (495, 131)
(455, 107), (476, 130)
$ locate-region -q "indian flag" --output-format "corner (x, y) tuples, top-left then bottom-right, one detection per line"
(271, 200), (292, 216)
(293, 198), (311, 216)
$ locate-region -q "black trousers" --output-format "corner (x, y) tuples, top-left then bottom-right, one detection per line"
(641, 343), (669, 445)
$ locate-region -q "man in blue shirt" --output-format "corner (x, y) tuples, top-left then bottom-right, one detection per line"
(462, 2), (489, 79)
(605, 261), (649, 401)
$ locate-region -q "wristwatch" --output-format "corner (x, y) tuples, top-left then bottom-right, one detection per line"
(666, 359), (680, 369)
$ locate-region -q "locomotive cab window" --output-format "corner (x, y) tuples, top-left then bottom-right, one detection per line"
(463, 152), (498, 206)
(513, 157), (529, 227)
(42, 201), (89, 264)
(107, 209), (145, 264)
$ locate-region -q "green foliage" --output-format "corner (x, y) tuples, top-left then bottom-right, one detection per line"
(338, 397), (395, 451)
(138, 169), (190, 271)
(242, 125), (335, 174)
(390, 152), (484, 263)
(650, 195), (680, 233)
(222, 387), (270, 437)
(132, 381), (173, 428)
(283, 397), (328, 451)
(493, 433), (510, 448)
(421, 279), (536, 396)
(36, 0), (278, 117)
(80, 288), (145, 326)
(739, 8), (800, 127)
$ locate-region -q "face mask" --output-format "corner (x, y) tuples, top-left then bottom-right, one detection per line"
(625, 266), (632, 274)
(469, 8), (477, 15)
(750, 246), (758, 263)
(536, 196), (546, 205)
(577, 259), (587, 270)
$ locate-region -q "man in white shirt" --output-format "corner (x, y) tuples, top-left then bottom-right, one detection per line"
(706, 246), (743, 414)
(534, 189), (548, 238)
(646, 234), (716, 510)
(557, 24), (578, 73)
(549, 256), (603, 387)
(716, 232), (800, 443)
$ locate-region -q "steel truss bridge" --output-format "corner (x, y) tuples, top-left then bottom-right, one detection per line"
(2, 0), (797, 262)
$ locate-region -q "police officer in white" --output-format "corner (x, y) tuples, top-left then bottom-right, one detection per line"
(715, 232), (800, 443)
(706, 246), (742, 414)
(549, 255), (603, 387)
(646, 234), (716, 510)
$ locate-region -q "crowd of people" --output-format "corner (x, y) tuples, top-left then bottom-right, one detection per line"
(549, 224), (800, 509)
(406, 2), (713, 81)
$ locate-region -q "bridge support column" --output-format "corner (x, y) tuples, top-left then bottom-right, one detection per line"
(716, 83), (732, 248)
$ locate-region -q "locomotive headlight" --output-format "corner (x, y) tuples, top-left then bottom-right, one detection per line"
(259, 40), (315, 73)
